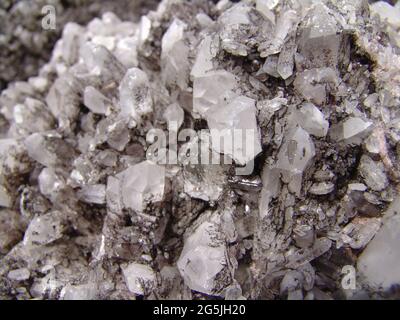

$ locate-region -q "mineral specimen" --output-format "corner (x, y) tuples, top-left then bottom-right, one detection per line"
(0, 0), (400, 301)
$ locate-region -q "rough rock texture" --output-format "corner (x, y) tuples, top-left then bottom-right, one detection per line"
(0, 0), (400, 300)
(0, 0), (159, 91)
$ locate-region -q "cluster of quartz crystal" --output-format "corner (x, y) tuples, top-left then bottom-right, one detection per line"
(1, 0), (400, 300)
(0, 0), (159, 91)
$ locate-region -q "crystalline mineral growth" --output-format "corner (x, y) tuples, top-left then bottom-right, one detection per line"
(12, 98), (55, 135)
(192, 70), (238, 118)
(275, 126), (316, 195)
(83, 86), (112, 115)
(297, 2), (344, 70)
(177, 212), (230, 295)
(292, 102), (329, 138)
(45, 73), (83, 130)
(24, 132), (76, 167)
(122, 262), (156, 295)
(294, 67), (339, 105)
(112, 160), (165, 212)
(23, 211), (65, 246)
(161, 18), (189, 90)
(329, 117), (373, 144)
(190, 35), (217, 79)
(207, 95), (262, 166)
(2, 0), (400, 301)
(259, 9), (298, 58)
(218, 2), (253, 56)
(78, 184), (106, 204)
(81, 42), (126, 85)
(163, 103), (184, 131)
(119, 68), (153, 124)
(357, 197), (400, 291)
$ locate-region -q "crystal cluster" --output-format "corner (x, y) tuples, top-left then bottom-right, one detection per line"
(1, 0), (400, 300)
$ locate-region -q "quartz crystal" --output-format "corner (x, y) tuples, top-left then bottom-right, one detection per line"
(329, 117), (373, 144)
(161, 19), (189, 90)
(357, 198), (400, 291)
(293, 103), (329, 138)
(275, 126), (316, 195)
(83, 86), (111, 115)
(207, 96), (262, 165)
(177, 212), (228, 295)
(1, 0), (400, 301)
(192, 70), (238, 118)
(113, 160), (165, 212)
(119, 68), (153, 123)
(23, 211), (64, 246)
(122, 263), (156, 295)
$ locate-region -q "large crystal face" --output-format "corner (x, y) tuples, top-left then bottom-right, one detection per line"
(177, 212), (228, 295)
(113, 160), (165, 212)
(119, 68), (153, 123)
(207, 95), (262, 165)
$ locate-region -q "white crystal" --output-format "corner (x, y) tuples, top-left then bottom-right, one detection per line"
(297, 3), (342, 69)
(138, 16), (151, 47)
(78, 184), (106, 204)
(13, 98), (54, 134)
(207, 96), (262, 165)
(23, 211), (64, 246)
(370, 1), (400, 28)
(61, 22), (84, 65)
(114, 36), (139, 68)
(163, 103), (184, 130)
(259, 10), (298, 57)
(119, 68), (153, 123)
(294, 68), (338, 105)
(8, 268), (30, 281)
(61, 283), (97, 300)
(116, 160), (165, 212)
(329, 117), (373, 144)
(309, 182), (335, 195)
(81, 43), (126, 83)
(191, 35), (216, 78)
(106, 175), (123, 214)
(358, 155), (388, 192)
(341, 217), (381, 250)
(83, 86), (111, 115)
(161, 18), (189, 90)
(294, 103), (329, 137)
(122, 263), (156, 295)
(25, 132), (75, 167)
(193, 70), (238, 118)
(357, 197), (400, 291)
(38, 167), (65, 201)
(0, 185), (12, 208)
(177, 212), (227, 295)
(276, 126), (315, 195)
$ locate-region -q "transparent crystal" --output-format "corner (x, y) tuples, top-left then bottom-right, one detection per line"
(193, 70), (238, 118)
(8, 268), (30, 281)
(329, 117), (373, 144)
(207, 95), (262, 165)
(78, 184), (106, 204)
(357, 197), (400, 291)
(122, 263), (156, 295)
(358, 155), (388, 192)
(23, 211), (64, 246)
(276, 126), (316, 195)
(115, 160), (165, 212)
(83, 86), (111, 115)
(161, 18), (189, 90)
(293, 102), (329, 138)
(119, 68), (153, 123)
(177, 212), (228, 295)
